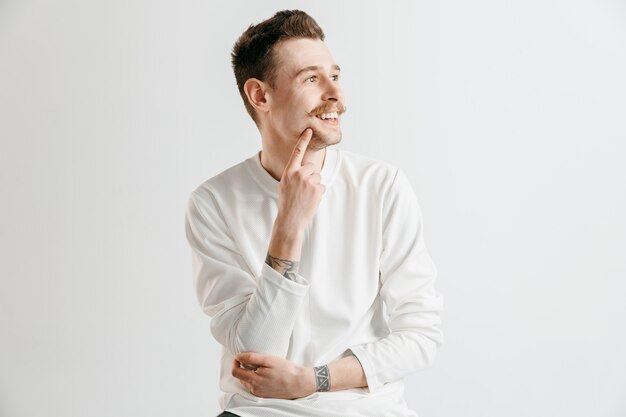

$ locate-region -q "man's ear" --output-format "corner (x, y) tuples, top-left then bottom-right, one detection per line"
(243, 78), (270, 115)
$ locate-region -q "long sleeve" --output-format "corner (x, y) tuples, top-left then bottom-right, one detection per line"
(349, 168), (444, 393)
(184, 189), (310, 357)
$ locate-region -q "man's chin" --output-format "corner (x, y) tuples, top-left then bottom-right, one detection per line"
(309, 131), (342, 151)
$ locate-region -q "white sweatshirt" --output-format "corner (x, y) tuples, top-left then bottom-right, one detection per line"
(185, 147), (443, 417)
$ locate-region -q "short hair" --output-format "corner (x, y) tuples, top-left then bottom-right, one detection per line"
(231, 10), (325, 125)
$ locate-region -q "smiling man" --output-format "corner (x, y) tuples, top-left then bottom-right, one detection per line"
(185, 10), (443, 417)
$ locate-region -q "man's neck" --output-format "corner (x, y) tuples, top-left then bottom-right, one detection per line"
(260, 141), (327, 182)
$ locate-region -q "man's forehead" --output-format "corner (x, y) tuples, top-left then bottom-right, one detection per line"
(274, 38), (338, 76)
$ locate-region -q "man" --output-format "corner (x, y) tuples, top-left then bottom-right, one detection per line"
(185, 10), (443, 417)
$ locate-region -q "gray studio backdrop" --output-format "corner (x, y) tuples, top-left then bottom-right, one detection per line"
(1, 1), (625, 416)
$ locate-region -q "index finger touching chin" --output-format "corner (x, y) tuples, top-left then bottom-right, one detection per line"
(286, 128), (312, 170)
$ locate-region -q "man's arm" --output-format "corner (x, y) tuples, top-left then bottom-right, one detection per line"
(231, 352), (367, 399)
(185, 129), (326, 357)
(186, 189), (309, 358)
(348, 168), (444, 392)
(265, 127), (325, 278)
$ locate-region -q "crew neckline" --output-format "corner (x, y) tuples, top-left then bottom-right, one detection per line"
(246, 147), (341, 196)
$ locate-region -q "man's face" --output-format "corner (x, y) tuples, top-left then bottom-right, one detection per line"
(264, 38), (346, 151)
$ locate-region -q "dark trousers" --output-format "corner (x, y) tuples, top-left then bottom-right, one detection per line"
(217, 413), (240, 417)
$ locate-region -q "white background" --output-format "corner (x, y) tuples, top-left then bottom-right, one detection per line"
(1, 1), (625, 416)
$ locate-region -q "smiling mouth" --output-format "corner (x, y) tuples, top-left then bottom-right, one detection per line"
(314, 111), (340, 125)
(315, 111), (339, 120)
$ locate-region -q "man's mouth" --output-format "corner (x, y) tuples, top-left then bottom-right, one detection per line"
(315, 111), (339, 120)
(315, 111), (340, 125)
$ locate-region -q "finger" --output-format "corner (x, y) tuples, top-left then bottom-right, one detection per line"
(234, 359), (258, 372)
(232, 361), (255, 382)
(235, 351), (272, 368)
(299, 162), (319, 177)
(232, 358), (240, 372)
(309, 173), (322, 184)
(232, 367), (255, 382)
(234, 356), (259, 371)
(285, 128), (313, 171)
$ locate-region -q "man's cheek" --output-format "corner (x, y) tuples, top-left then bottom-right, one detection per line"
(297, 119), (317, 137)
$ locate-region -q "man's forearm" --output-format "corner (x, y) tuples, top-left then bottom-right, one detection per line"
(316, 354), (368, 392)
(232, 352), (368, 399)
(266, 216), (304, 279)
(226, 214), (309, 356)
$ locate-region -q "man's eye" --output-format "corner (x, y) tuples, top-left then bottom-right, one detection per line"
(331, 74), (340, 81)
(306, 76), (318, 83)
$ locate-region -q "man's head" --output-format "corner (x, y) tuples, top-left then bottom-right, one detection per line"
(231, 10), (346, 150)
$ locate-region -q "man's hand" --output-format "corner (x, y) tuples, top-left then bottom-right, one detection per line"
(266, 128), (325, 274)
(232, 352), (316, 399)
(276, 128), (325, 234)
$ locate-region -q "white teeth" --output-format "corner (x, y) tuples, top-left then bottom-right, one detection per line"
(317, 112), (338, 120)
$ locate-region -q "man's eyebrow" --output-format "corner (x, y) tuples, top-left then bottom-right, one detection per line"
(294, 64), (341, 78)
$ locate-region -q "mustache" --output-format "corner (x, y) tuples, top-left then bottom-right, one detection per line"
(306, 102), (347, 117)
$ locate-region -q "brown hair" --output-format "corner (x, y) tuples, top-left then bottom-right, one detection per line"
(231, 10), (325, 125)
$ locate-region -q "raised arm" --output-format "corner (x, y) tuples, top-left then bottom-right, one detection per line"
(266, 128), (325, 279)
(185, 129), (326, 358)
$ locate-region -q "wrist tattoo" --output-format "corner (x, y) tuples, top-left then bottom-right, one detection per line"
(265, 253), (299, 281)
(314, 365), (330, 392)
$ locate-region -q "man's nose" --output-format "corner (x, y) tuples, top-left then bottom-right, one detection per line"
(322, 79), (343, 102)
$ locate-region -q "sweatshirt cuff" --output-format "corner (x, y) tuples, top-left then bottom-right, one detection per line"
(260, 262), (309, 295)
(348, 346), (383, 393)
